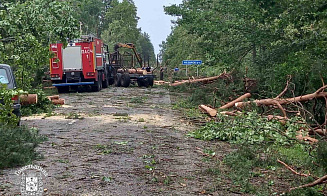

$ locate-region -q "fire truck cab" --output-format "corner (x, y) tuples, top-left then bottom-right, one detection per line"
(50, 35), (112, 93)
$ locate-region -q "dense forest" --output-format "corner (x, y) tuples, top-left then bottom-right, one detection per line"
(0, 0), (155, 90)
(162, 0), (327, 96)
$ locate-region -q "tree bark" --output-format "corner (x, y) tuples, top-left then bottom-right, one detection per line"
(170, 73), (229, 87)
(20, 94), (38, 105)
(199, 105), (217, 117)
(52, 98), (65, 105)
(219, 93), (251, 109)
(47, 95), (59, 101)
(235, 86), (327, 108)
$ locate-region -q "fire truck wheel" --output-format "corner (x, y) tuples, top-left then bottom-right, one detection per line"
(121, 74), (130, 87)
(115, 73), (122, 87)
(102, 77), (109, 88)
(57, 86), (69, 93)
(92, 75), (101, 92)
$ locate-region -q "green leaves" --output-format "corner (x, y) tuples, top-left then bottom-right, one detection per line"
(188, 111), (302, 146)
(0, 85), (24, 127)
(0, 0), (79, 90)
(163, 0), (327, 98)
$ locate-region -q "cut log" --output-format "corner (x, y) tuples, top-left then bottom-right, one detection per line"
(20, 94), (38, 105)
(117, 68), (149, 75)
(219, 93), (251, 109)
(199, 105), (217, 117)
(52, 98), (65, 105)
(170, 72), (229, 87)
(235, 85), (327, 108)
(47, 95), (59, 101)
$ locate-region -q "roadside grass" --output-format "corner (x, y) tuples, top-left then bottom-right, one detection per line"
(0, 126), (47, 169)
(94, 141), (133, 155)
(130, 96), (148, 104)
(65, 112), (84, 119)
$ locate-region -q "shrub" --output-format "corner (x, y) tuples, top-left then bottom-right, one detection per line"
(0, 126), (46, 169)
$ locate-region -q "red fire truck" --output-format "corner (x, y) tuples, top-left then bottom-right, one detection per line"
(49, 35), (112, 93)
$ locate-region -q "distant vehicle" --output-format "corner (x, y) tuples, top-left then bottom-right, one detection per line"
(111, 43), (155, 87)
(49, 35), (112, 93)
(0, 64), (21, 125)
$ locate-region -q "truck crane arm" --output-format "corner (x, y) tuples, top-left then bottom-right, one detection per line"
(114, 43), (143, 67)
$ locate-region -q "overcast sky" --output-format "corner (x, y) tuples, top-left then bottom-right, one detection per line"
(133, 0), (183, 55)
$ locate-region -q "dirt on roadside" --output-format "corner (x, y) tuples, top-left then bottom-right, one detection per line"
(0, 86), (234, 196)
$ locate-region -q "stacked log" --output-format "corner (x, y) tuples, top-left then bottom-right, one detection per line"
(117, 68), (151, 75)
(47, 95), (65, 105)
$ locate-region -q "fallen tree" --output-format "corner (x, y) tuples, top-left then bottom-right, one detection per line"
(235, 85), (327, 108)
(219, 93), (251, 110)
(170, 72), (230, 87)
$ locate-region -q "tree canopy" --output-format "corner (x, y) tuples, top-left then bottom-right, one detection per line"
(0, 0), (156, 89)
(162, 0), (327, 95)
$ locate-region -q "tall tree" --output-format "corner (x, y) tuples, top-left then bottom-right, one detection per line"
(0, 0), (79, 89)
(163, 0), (327, 94)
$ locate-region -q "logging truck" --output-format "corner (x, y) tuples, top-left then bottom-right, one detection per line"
(110, 43), (155, 87)
(49, 35), (113, 93)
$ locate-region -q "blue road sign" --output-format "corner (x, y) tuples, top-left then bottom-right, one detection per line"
(182, 60), (202, 65)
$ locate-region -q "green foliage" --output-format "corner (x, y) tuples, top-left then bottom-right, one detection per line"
(0, 126), (46, 169)
(101, 0), (155, 65)
(316, 141), (327, 173)
(162, 0), (327, 98)
(222, 145), (324, 195)
(189, 111), (302, 145)
(0, 0), (79, 90)
(0, 85), (24, 127)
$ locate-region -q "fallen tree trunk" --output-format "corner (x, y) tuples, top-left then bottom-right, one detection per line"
(20, 94), (38, 105)
(199, 105), (217, 117)
(219, 93), (251, 109)
(170, 73), (229, 87)
(235, 85), (327, 108)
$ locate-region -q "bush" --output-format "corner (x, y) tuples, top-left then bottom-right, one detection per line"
(0, 126), (46, 169)
(0, 85), (24, 127)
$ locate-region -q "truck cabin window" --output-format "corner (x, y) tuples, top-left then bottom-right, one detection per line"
(0, 69), (9, 84)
